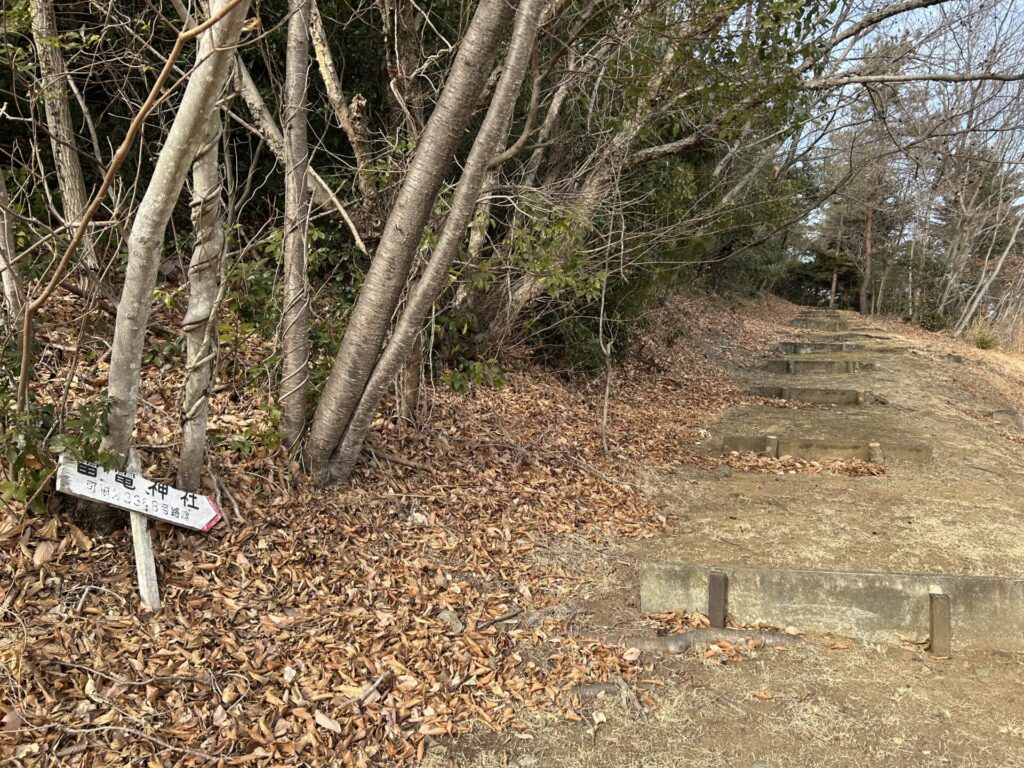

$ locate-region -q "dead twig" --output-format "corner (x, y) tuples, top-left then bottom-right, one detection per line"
(477, 608), (523, 629)
(363, 443), (431, 472)
(582, 627), (807, 654)
(344, 670), (395, 710)
(51, 659), (214, 688)
(11, 722), (216, 761)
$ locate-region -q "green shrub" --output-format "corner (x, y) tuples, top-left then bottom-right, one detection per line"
(0, 391), (115, 513)
(972, 322), (1000, 350)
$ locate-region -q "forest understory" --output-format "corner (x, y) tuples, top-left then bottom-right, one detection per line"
(6, 289), (1024, 766)
(0, 290), (802, 765)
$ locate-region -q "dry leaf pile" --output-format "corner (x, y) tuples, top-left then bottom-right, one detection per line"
(2, 291), (801, 765)
(673, 449), (885, 477)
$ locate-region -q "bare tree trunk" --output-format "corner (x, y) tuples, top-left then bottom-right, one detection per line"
(232, 59), (365, 252)
(280, 0), (312, 448)
(177, 110), (225, 490)
(378, 0), (426, 132)
(953, 215), (1023, 336)
(304, 0), (517, 479)
(477, 46), (680, 349)
(860, 205), (873, 314)
(322, 0), (545, 483)
(396, 330), (424, 424)
(829, 271), (838, 310)
(103, 0), (251, 468)
(876, 261), (892, 314)
(911, 193), (935, 323)
(309, 0), (377, 225)
(0, 173), (23, 319)
(30, 0), (100, 293)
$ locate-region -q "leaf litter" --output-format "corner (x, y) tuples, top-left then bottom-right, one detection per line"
(3, 291), (813, 765)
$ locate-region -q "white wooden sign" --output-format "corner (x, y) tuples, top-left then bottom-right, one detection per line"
(56, 454), (222, 532)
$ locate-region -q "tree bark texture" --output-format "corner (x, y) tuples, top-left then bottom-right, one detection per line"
(30, 0), (100, 290)
(860, 205), (873, 314)
(103, 0), (251, 464)
(177, 110), (225, 490)
(303, 0), (517, 480)
(309, 0), (377, 225)
(280, 0), (312, 448)
(233, 58), (366, 252)
(324, 0), (545, 483)
(0, 173), (23, 319)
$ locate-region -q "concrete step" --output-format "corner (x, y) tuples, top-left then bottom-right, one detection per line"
(748, 386), (866, 405)
(789, 318), (849, 330)
(765, 358), (876, 374)
(776, 342), (864, 355)
(721, 434), (932, 462)
(640, 560), (1024, 652)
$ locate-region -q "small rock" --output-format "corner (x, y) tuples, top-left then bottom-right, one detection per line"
(715, 465), (734, 478)
(437, 609), (464, 635)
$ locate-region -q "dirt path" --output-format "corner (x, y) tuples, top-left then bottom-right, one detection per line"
(637, 320), (1024, 577)
(438, 309), (1024, 768)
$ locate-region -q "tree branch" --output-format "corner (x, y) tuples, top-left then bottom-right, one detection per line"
(806, 71), (1024, 88)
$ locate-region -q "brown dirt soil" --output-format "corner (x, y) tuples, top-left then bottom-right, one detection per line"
(437, 309), (1024, 768)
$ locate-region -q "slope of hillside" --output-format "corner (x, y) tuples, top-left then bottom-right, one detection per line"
(7, 293), (1024, 766)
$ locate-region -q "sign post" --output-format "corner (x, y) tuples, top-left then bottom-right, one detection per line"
(55, 452), (222, 610)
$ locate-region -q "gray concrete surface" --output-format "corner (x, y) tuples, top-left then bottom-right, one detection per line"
(641, 560), (1024, 651)
(720, 435), (932, 462)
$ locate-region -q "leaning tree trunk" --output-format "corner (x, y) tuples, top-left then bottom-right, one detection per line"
(0, 173), (23, 319)
(323, 0), (545, 483)
(953, 215), (1024, 337)
(475, 46), (678, 350)
(103, 0), (251, 472)
(303, 0), (517, 480)
(280, 0), (312, 448)
(232, 59), (365, 252)
(396, 330), (425, 424)
(177, 110), (225, 490)
(30, 0), (100, 293)
(860, 205), (873, 315)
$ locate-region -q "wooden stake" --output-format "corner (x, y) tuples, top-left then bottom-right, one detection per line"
(130, 511), (161, 610)
(126, 450), (160, 611)
(929, 591), (951, 657)
(708, 571), (727, 628)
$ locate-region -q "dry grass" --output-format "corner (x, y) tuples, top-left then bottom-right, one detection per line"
(430, 308), (1024, 768)
(434, 639), (1024, 768)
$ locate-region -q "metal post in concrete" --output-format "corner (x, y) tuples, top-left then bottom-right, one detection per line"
(708, 571), (728, 628)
